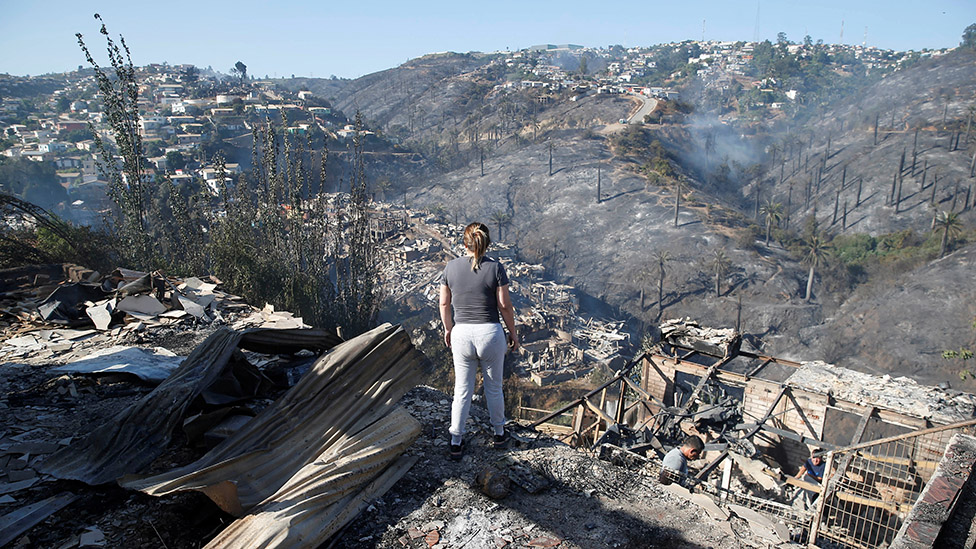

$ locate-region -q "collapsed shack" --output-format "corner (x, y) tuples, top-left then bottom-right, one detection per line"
(523, 319), (976, 548)
(0, 263), (430, 548)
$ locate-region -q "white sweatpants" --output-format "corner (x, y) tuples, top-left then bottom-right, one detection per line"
(449, 322), (507, 438)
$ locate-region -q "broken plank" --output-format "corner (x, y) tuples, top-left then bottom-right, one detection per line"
(734, 423), (836, 451)
(834, 489), (912, 516)
(784, 476), (821, 492)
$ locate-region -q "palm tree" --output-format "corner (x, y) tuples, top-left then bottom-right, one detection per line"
(709, 250), (732, 297)
(637, 267), (652, 311)
(653, 250), (671, 320)
(490, 210), (511, 241)
(759, 201), (784, 246)
(935, 211), (962, 258)
(801, 232), (833, 302)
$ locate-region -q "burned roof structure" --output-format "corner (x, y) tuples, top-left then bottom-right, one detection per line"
(526, 319), (976, 548)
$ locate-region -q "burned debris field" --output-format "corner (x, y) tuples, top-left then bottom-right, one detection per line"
(0, 265), (975, 548)
(2, 14), (976, 549)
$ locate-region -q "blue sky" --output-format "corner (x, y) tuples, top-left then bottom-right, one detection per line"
(2, 0), (974, 79)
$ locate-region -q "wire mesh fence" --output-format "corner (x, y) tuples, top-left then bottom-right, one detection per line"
(811, 421), (976, 548)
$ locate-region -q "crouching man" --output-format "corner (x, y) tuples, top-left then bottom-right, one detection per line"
(659, 435), (704, 489)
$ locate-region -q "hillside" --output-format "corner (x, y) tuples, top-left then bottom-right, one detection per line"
(326, 48), (976, 391)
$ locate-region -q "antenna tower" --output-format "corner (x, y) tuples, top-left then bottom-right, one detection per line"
(839, 20), (844, 44)
(753, 1), (761, 42)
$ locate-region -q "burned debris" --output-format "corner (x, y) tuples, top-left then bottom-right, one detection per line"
(376, 208), (633, 386)
(2, 261), (975, 547)
(0, 265), (422, 548)
(526, 318), (976, 548)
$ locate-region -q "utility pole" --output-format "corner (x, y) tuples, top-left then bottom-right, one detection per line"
(548, 139), (553, 176)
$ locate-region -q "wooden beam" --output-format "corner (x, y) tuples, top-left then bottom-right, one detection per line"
(831, 416), (976, 455)
(807, 451), (834, 546)
(784, 476), (822, 492)
(743, 385), (789, 439)
(596, 387), (608, 444)
(584, 397), (616, 426)
(746, 358), (772, 379)
(737, 424), (836, 451)
(695, 449), (730, 481)
(614, 378), (626, 425)
(721, 459), (733, 504)
(737, 349), (803, 367)
(785, 388), (821, 440)
(834, 490), (912, 516)
(829, 400), (928, 430)
(854, 451), (939, 470)
(529, 397), (585, 429)
(657, 356), (748, 385)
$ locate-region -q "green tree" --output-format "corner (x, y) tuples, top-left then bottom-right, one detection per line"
(709, 249), (732, 297)
(0, 158), (67, 209)
(760, 200), (784, 246)
(943, 317), (976, 380)
(77, 14), (154, 267)
(490, 210), (511, 241)
(165, 150), (187, 172)
(801, 231), (833, 302)
(934, 210), (962, 258)
(232, 60), (248, 86)
(182, 65), (199, 84)
(962, 23), (976, 50)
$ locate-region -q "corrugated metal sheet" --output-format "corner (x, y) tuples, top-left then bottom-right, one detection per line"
(205, 409), (420, 548)
(37, 328), (343, 485)
(119, 323), (424, 546)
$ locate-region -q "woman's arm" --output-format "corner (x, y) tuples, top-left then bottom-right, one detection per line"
(496, 284), (519, 351)
(439, 284), (453, 348)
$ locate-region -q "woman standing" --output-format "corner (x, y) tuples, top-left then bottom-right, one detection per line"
(439, 222), (519, 460)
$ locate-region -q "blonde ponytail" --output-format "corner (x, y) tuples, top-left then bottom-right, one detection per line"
(463, 222), (491, 271)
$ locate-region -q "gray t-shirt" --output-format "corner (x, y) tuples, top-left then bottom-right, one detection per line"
(662, 447), (688, 475)
(441, 256), (509, 324)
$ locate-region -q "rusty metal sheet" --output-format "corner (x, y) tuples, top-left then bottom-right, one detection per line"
(120, 323), (423, 515)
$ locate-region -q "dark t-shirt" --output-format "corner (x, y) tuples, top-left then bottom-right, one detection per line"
(804, 458), (825, 481)
(441, 256), (509, 324)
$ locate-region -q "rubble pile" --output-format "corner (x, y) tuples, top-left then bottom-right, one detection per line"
(0, 265), (309, 366)
(788, 361), (976, 425)
(660, 318), (740, 357)
(331, 386), (745, 549)
(375, 209), (633, 386)
(0, 265), (431, 548)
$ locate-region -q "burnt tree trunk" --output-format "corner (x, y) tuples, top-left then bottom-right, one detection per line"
(833, 190), (840, 224)
(786, 184), (793, 228)
(895, 173), (903, 213)
(597, 165), (601, 204)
